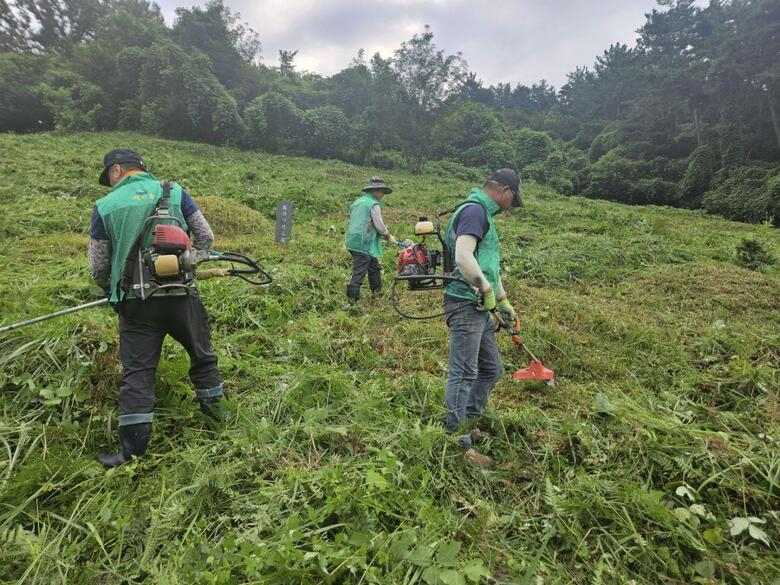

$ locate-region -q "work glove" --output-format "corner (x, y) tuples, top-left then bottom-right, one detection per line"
(193, 249), (211, 264)
(495, 298), (517, 331)
(387, 234), (398, 246)
(477, 287), (496, 312)
(496, 298), (516, 320)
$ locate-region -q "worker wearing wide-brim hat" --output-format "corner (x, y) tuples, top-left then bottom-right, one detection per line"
(344, 176), (398, 301)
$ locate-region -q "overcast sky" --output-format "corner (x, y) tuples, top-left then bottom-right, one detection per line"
(156, 0), (690, 89)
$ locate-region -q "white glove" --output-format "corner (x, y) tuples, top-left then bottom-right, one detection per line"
(193, 249), (211, 264)
(387, 235), (398, 246)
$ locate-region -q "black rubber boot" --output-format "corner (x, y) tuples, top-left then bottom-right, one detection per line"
(346, 284), (361, 302)
(198, 395), (224, 421)
(97, 422), (151, 468)
(368, 271), (382, 295)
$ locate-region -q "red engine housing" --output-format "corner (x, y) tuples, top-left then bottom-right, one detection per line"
(152, 224), (191, 253)
(397, 244), (430, 275)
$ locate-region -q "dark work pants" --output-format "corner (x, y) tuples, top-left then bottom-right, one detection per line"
(116, 293), (222, 427)
(349, 251), (382, 293)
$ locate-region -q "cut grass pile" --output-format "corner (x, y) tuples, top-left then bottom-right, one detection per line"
(0, 131), (779, 584)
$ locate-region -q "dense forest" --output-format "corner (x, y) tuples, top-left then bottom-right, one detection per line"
(1, 0), (779, 224)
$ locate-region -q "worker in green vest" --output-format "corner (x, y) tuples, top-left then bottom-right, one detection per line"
(442, 168), (523, 468)
(345, 177), (397, 301)
(88, 148), (223, 468)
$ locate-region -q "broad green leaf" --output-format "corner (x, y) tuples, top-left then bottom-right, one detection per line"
(408, 544), (434, 566)
(689, 504), (707, 517)
(463, 559), (490, 582)
(436, 540), (461, 567)
(675, 485), (696, 501)
(673, 507), (691, 522)
(594, 392), (615, 413)
(702, 528), (724, 546)
(748, 524), (770, 546)
(422, 566), (440, 585)
(366, 469), (388, 489)
(729, 517), (750, 536)
(440, 569), (466, 585)
(348, 532), (370, 547)
(694, 560), (715, 578)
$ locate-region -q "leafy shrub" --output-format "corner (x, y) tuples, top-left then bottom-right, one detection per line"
(586, 149), (637, 202)
(304, 106), (350, 158)
(571, 121), (605, 151)
(460, 140), (515, 169)
(565, 147), (592, 194)
(0, 53), (53, 132)
(511, 127), (556, 168)
(678, 145), (714, 207)
(367, 149), (407, 170)
(734, 238), (774, 271)
(588, 124), (620, 162)
(766, 171), (780, 224)
(633, 177), (679, 205)
(136, 40), (247, 144)
(245, 91), (305, 151)
(424, 160), (484, 182)
(702, 166), (773, 223)
(37, 67), (106, 131)
(431, 101), (502, 156)
(536, 106), (581, 141)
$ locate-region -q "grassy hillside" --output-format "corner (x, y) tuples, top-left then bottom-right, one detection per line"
(0, 132), (778, 585)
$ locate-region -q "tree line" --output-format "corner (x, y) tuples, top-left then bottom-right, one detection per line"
(1, 0), (778, 224)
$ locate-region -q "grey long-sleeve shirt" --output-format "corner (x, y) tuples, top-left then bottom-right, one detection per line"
(369, 204), (389, 238)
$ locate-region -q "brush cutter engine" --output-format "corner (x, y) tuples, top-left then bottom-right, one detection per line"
(142, 224), (195, 282)
(396, 242), (442, 289)
(394, 217), (456, 292)
(130, 217), (196, 299)
(120, 181), (198, 301)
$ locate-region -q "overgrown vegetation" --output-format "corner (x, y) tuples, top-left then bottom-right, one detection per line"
(1, 0), (779, 223)
(0, 132), (778, 584)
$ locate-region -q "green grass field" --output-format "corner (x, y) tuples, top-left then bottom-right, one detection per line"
(0, 131), (778, 584)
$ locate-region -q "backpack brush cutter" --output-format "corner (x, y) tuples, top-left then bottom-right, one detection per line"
(119, 181), (271, 301)
(392, 215), (479, 319)
(0, 251), (272, 335)
(392, 213), (555, 385)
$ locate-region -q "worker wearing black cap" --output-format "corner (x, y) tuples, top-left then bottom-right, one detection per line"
(441, 168), (523, 467)
(88, 148), (224, 468)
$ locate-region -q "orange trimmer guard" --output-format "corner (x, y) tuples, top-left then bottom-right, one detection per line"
(512, 359), (555, 386)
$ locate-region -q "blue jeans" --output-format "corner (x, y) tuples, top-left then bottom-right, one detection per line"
(444, 295), (503, 445)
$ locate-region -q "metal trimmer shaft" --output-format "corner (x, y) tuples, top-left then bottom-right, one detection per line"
(0, 299), (109, 334)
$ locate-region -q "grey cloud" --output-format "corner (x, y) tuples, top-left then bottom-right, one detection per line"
(157, 0), (672, 88)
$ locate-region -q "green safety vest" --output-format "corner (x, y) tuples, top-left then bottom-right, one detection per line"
(345, 193), (383, 258)
(95, 172), (187, 303)
(444, 188), (502, 301)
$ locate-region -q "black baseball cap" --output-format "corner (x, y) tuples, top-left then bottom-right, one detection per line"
(488, 168), (523, 207)
(98, 148), (147, 186)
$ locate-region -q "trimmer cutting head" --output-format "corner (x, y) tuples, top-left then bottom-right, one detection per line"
(512, 359), (555, 387)
(498, 313), (556, 387)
